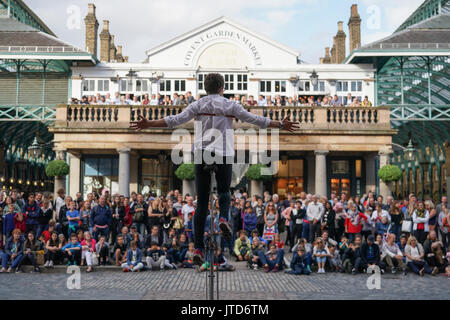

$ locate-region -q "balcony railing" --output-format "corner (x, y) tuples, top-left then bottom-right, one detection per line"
(54, 105), (392, 132)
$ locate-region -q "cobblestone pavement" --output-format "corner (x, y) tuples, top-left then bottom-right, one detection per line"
(0, 265), (448, 300)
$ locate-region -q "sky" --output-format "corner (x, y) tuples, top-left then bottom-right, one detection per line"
(25, 0), (425, 64)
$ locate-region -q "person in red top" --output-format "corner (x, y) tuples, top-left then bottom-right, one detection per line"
(123, 197), (132, 228)
(14, 212), (26, 234)
(273, 233), (284, 249)
(40, 220), (56, 243)
(345, 202), (367, 243)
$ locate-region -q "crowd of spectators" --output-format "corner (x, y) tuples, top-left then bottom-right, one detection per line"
(71, 92), (373, 108)
(1, 188), (448, 277)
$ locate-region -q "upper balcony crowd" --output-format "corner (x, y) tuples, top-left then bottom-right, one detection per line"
(70, 92), (374, 108)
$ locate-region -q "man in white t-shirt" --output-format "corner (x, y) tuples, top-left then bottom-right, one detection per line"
(182, 196), (195, 227)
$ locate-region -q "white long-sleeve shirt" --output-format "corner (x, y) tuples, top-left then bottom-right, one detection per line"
(164, 94), (271, 157)
(306, 202), (324, 222)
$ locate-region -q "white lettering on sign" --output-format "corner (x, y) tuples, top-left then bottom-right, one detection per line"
(184, 30), (262, 67)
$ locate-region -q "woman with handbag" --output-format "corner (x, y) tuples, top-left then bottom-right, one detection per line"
(413, 202), (430, 244)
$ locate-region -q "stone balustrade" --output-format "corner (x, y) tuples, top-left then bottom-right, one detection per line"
(55, 104), (391, 132)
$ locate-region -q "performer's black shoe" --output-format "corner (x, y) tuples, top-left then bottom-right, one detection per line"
(219, 218), (232, 241)
(193, 249), (205, 266)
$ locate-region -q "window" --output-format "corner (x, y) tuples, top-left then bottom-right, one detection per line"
(120, 79), (133, 92)
(260, 81), (271, 93)
(83, 156), (119, 199)
(82, 79), (95, 92)
(174, 80), (186, 92)
(97, 80), (109, 92)
(237, 74), (248, 91)
(331, 160), (349, 175)
(275, 159), (304, 199)
(313, 81), (325, 92)
(198, 74), (204, 90)
(304, 81), (310, 92)
(350, 81), (362, 92)
(159, 80), (171, 92)
(224, 74), (234, 91)
(274, 81), (286, 93)
(337, 81), (348, 92)
(136, 80), (148, 92)
(140, 158), (171, 196)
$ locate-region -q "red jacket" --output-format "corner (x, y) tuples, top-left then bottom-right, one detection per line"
(14, 213), (27, 233)
(345, 212), (367, 234)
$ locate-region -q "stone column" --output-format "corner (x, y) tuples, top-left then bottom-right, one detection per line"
(315, 150), (328, 197)
(378, 146), (393, 199)
(118, 148), (131, 197)
(54, 149), (67, 198)
(250, 180), (263, 197)
(129, 152), (139, 194)
(364, 153), (377, 194)
(182, 179), (195, 197)
(68, 152), (81, 198)
(306, 155), (315, 194)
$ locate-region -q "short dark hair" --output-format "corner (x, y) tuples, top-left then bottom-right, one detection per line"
(204, 73), (224, 94)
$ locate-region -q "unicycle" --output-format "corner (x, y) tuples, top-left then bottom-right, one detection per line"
(203, 163), (220, 300)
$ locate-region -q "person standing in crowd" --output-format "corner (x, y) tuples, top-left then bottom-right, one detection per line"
(90, 196), (112, 241)
(413, 202), (430, 244)
(23, 193), (40, 235)
(111, 196), (125, 245)
(132, 194), (148, 237)
(306, 195), (324, 243)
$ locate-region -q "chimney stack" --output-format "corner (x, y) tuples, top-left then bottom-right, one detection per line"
(335, 21), (346, 63)
(116, 45), (124, 62)
(110, 35), (117, 62)
(322, 47), (331, 64)
(331, 37), (337, 64)
(84, 3), (99, 57)
(348, 4), (361, 52)
(99, 20), (111, 62)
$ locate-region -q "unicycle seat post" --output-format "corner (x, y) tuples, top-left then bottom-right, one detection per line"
(203, 162), (219, 300)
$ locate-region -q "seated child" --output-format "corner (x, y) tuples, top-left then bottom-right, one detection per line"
(287, 247), (310, 275)
(122, 240), (144, 272)
(62, 233), (82, 266)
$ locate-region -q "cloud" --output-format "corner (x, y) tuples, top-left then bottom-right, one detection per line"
(24, 0), (427, 63)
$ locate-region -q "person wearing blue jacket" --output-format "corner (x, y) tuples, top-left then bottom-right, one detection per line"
(122, 240), (144, 272)
(243, 206), (257, 236)
(287, 247), (311, 275)
(0, 229), (24, 273)
(62, 234), (82, 266)
(3, 204), (16, 239)
(90, 196), (112, 241)
(23, 193), (40, 235)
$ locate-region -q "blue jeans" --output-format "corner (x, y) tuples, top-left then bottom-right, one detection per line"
(302, 222), (310, 241)
(288, 265), (310, 275)
(36, 224), (48, 239)
(391, 224), (401, 240)
(93, 226), (109, 241)
(134, 222), (146, 238)
(258, 249), (285, 270)
(1, 252), (23, 269)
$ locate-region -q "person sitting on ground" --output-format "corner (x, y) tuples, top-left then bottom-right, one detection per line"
(19, 231), (43, 273)
(145, 241), (166, 271)
(381, 233), (406, 275)
(313, 237), (329, 273)
(423, 230), (446, 273)
(62, 233), (82, 266)
(95, 235), (110, 266)
(328, 245), (343, 272)
(3, 205), (16, 240)
(122, 240), (144, 272)
(248, 236), (264, 270)
(353, 234), (380, 275)
(249, 229), (268, 248)
(80, 231), (96, 272)
(198, 248), (235, 272)
(258, 243), (285, 273)
(233, 230), (251, 262)
(342, 236), (362, 274)
(287, 246), (310, 275)
(45, 231), (62, 267)
(113, 235), (127, 266)
(182, 242), (196, 268)
(0, 229), (24, 273)
(161, 243), (177, 269)
(405, 235), (438, 276)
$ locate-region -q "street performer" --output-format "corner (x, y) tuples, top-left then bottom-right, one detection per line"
(130, 73), (299, 264)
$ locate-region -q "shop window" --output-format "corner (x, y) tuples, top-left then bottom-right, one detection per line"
(275, 159), (304, 199)
(83, 157), (118, 199)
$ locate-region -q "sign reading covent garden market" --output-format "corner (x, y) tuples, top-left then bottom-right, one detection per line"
(184, 29), (263, 66)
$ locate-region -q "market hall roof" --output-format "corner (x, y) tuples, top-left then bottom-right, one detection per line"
(345, 13), (450, 65)
(0, 15), (96, 64)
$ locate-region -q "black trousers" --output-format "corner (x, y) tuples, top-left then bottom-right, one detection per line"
(193, 156), (232, 250)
